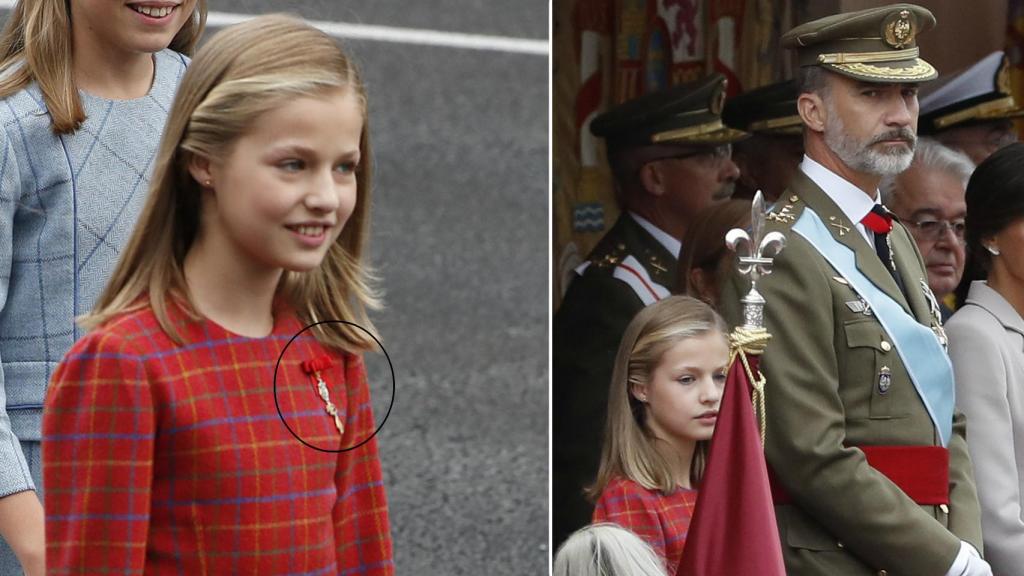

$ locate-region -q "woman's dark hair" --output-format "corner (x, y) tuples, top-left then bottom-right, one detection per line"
(954, 142), (1024, 307)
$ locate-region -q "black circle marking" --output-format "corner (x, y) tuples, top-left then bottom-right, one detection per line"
(273, 320), (395, 453)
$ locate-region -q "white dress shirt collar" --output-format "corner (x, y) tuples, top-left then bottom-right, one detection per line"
(800, 155), (881, 243)
(629, 212), (681, 259)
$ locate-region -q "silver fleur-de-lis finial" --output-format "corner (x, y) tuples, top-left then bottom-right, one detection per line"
(725, 191), (787, 330)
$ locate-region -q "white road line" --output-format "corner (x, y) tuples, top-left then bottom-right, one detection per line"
(0, 2), (548, 56)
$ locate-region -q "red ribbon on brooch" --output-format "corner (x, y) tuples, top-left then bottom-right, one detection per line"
(301, 355), (344, 436)
(301, 355), (335, 374)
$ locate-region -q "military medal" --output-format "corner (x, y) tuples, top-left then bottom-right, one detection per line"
(919, 279), (949, 351)
(301, 355), (345, 436)
(878, 366), (892, 394)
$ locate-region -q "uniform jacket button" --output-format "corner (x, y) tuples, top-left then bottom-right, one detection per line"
(837, 541), (844, 548)
(878, 571), (887, 576)
(880, 340), (892, 352)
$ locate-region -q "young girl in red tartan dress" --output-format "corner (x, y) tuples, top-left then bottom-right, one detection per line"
(590, 295), (728, 574)
(42, 15), (392, 575)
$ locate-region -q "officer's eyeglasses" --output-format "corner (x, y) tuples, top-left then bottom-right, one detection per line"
(664, 144), (732, 165)
(901, 218), (966, 243)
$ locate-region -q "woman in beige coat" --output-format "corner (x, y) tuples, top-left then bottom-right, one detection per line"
(947, 142), (1024, 575)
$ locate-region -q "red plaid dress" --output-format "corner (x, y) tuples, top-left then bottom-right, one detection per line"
(593, 476), (698, 572)
(43, 301), (393, 575)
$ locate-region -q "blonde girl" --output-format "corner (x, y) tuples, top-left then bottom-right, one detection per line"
(42, 15), (392, 574)
(0, 1), (204, 573)
(590, 295), (728, 573)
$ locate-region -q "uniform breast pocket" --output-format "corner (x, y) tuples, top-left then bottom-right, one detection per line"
(843, 319), (909, 419)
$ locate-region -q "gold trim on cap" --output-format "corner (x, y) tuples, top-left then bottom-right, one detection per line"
(933, 95), (1020, 129)
(749, 115), (803, 132)
(652, 120), (726, 142)
(831, 60), (935, 80)
(818, 47), (919, 65)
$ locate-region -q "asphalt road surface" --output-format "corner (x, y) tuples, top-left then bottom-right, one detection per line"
(0, 2), (549, 574)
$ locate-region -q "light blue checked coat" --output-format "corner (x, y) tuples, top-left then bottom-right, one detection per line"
(0, 50), (188, 499)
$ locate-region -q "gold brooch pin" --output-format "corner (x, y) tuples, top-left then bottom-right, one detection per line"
(301, 355), (344, 436)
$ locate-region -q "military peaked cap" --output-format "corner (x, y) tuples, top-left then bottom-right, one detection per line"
(722, 79), (801, 135)
(919, 51), (1024, 133)
(590, 73), (747, 148)
(783, 4), (937, 84)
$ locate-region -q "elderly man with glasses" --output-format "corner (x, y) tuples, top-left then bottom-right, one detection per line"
(881, 137), (974, 321)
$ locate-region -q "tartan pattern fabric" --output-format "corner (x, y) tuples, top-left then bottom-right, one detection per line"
(593, 476), (698, 573)
(0, 50), (188, 501)
(43, 302), (393, 574)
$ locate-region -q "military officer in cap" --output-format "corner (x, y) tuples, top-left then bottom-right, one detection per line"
(553, 73), (745, 550)
(920, 51), (1023, 164)
(723, 79), (805, 203)
(719, 5), (990, 575)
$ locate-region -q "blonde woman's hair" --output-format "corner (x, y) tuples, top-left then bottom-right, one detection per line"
(82, 14), (381, 353)
(553, 523), (668, 576)
(0, 0), (206, 134)
(589, 295), (727, 498)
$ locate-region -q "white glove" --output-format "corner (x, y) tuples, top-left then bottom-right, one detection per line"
(944, 541), (992, 576)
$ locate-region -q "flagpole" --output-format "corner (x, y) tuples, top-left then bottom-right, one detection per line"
(676, 190), (787, 576)
(724, 191), (786, 441)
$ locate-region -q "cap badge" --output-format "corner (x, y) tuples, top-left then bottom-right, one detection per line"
(998, 56), (1011, 95)
(710, 85), (726, 116)
(883, 9), (916, 49)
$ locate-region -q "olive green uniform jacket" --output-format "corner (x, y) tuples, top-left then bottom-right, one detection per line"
(552, 213), (676, 549)
(720, 171), (983, 576)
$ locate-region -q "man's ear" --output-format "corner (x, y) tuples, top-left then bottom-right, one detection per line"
(798, 92), (826, 134)
(187, 154), (215, 190)
(639, 161), (665, 197)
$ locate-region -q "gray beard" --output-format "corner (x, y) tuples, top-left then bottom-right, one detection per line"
(823, 103), (916, 176)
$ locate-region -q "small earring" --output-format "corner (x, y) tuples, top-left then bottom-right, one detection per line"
(986, 244), (1001, 256)
(203, 179), (212, 188)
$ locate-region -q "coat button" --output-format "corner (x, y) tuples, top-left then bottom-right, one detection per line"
(880, 340), (892, 352)
(878, 571), (888, 576)
(837, 541), (844, 549)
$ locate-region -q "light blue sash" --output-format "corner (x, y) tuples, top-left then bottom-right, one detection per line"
(792, 208), (954, 446)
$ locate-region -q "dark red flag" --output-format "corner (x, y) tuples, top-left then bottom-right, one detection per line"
(676, 353), (786, 576)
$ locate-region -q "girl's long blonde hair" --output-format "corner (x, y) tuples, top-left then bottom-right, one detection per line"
(82, 14), (381, 353)
(0, 0), (207, 134)
(589, 295), (727, 498)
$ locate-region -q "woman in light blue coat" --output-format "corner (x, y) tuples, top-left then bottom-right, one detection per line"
(0, 1), (205, 572)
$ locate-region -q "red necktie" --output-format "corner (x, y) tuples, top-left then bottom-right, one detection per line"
(862, 204), (900, 284)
